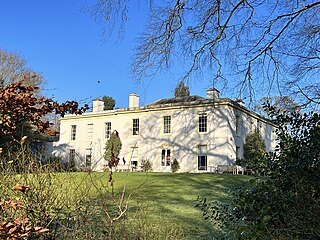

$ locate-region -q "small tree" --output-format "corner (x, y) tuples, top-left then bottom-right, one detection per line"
(171, 158), (180, 173)
(102, 95), (116, 110)
(104, 130), (122, 167)
(237, 130), (267, 175)
(174, 81), (190, 98)
(141, 159), (152, 172)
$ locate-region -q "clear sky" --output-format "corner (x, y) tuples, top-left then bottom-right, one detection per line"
(0, 0), (215, 107)
(0, 0), (215, 109)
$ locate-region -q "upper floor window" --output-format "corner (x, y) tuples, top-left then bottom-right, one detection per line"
(257, 120), (262, 133)
(198, 113), (207, 133)
(70, 125), (77, 141)
(86, 124), (93, 141)
(105, 122), (112, 139)
(249, 117), (254, 132)
(132, 118), (139, 135)
(236, 115), (241, 135)
(163, 116), (171, 134)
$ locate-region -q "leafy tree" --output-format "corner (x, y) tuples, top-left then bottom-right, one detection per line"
(0, 80), (88, 153)
(85, 1), (320, 108)
(174, 81), (190, 98)
(102, 95), (116, 110)
(199, 106), (320, 239)
(236, 130), (268, 175)
(0, 49), (65, 148)
(104, 130), (122, 167)
(171, 158), (180, 173)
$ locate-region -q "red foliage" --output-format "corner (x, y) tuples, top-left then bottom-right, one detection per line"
(0, 81), (89, 136)
(0, 199), (50, 239)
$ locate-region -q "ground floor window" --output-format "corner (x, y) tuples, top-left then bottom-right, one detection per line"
(85, 148), (92, 167)
(198, 145), (207, 170)
(236, 146), (241, 160)
(69, 149), (75, 162)
(161, 149), (171, 166)
(130, 147), (138, 168)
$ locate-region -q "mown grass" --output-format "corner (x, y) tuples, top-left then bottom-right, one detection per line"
(70, 172), (251, 239)
(1, 169), (251, 239)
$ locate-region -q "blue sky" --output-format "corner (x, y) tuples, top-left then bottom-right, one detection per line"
(0, 0), (215, 109)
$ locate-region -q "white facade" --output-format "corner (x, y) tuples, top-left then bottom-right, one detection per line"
(52, 90), (276, 172)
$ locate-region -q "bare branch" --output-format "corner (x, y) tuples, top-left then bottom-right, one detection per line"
(88, 0), (320, 108)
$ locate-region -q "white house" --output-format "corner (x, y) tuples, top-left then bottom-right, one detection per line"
(52, 89), (276, 173)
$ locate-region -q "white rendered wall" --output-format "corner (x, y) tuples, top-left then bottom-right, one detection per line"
(53, 102), (275, 172)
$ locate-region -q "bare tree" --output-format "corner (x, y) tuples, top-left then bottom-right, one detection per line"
(85, 0), (320, 108)
(0, 49), (43, 89)
(254, 96), (301, 117)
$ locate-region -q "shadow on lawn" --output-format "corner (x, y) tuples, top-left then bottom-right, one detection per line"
(93, 172), (251, 239)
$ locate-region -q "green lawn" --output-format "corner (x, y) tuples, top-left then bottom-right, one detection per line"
(72, 172), (251, 239)
(2, 171), (251, 239)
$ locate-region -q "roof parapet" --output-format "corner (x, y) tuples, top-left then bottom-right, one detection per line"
(235, 99), (245, 107)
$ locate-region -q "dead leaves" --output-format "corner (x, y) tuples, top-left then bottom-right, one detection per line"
(0, 200), (24, 211)
(19, 136), (28, 145)
(0, 216), (49, 239)
(0, 81), (89, 137)
(13, 183), (31, 194)
(0, 186), (50, 239)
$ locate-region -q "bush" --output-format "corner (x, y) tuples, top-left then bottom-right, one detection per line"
(43, 156), (64, 171)
(171, 159), (180, 173)
(236, 129), (268, 175)
(141, 159), (152, 172)
(199, 106), (320, 239)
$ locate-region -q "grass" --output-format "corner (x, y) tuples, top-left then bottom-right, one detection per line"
(73, 172), (251, 239)
(1, 170), (251, 239)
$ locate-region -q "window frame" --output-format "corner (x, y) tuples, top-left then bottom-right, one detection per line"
(163, 116), (171, 134)
(70, 125), (77, 141)
(105, 122), (112, 139)
(236, 115), (241, 135)
(198, 113), (207, 133)
(132, 118), (140, 136)
(197, 145), (207, 171)
(236, 146), (241, 160)
(86, 123), (93, 141)
(69, 149), (76, 162)
(161, 149), (171, 167)
(85, 148), (92, 167)
(130, 147), (139, 167)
